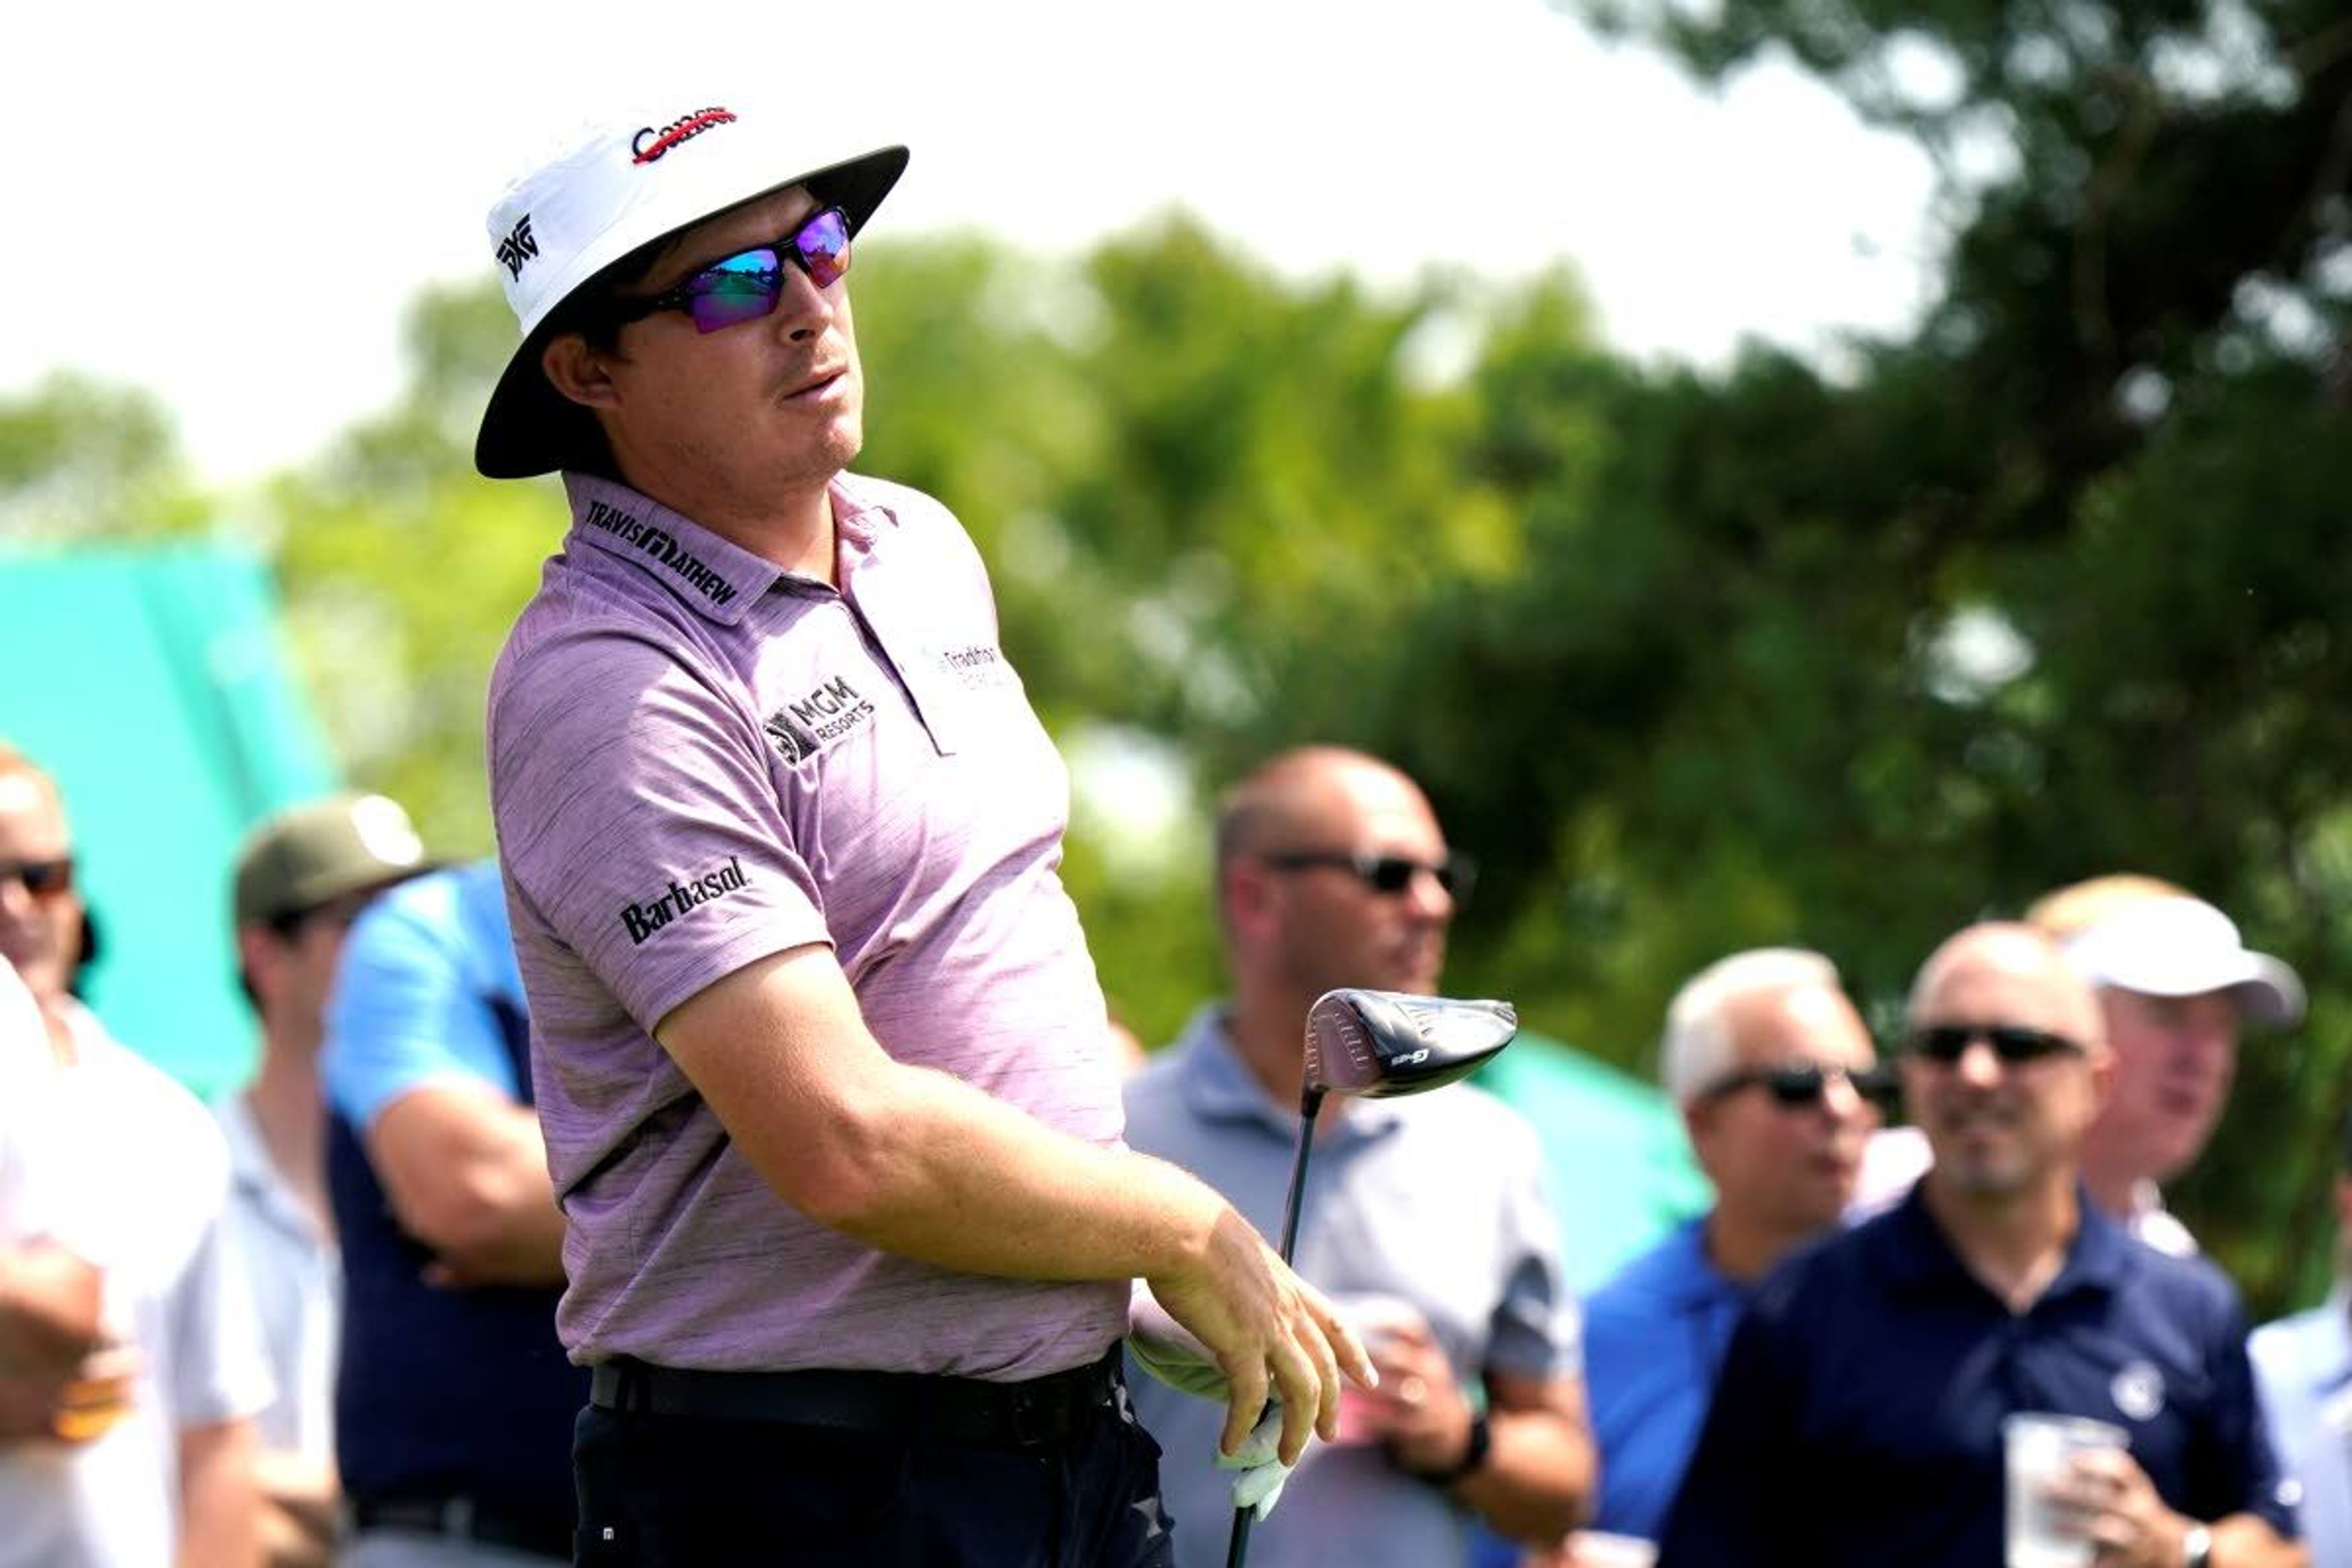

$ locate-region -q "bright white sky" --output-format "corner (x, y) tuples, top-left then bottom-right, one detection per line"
(6, 0), (1940, 485)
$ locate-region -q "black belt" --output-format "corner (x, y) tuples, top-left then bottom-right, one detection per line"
(349, 1494), (572, 1559)
(588, 1348), (1121, 1449)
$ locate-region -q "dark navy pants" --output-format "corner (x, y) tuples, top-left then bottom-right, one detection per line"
(571, 1384), (1175, 1566)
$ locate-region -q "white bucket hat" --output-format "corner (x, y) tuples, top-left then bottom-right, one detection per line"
(474, 100), (907, 480)
(2062, 896), (2305, 1028)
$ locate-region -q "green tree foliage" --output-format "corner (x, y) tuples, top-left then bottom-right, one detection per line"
(1455, 0), (2352, 1306)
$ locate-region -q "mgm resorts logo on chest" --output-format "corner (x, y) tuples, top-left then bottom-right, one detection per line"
(764, 676), (877, 764)
(620, 856), (750, 945)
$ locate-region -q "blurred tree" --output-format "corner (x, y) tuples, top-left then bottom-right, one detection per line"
(0, 373), (207, 541)
(1370, 0), (2352, 1310)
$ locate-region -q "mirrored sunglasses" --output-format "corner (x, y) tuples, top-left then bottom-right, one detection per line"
(1906, 1023), (2083, 1065)
(1702, 1061), (1898, 1110)
(606, 206), (852, 335)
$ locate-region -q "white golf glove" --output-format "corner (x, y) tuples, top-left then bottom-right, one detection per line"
(1215, 1404), (1294, 1521)
(1126, 1285), (1299, 1521)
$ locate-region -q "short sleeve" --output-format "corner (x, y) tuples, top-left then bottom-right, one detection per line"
(489, 620), (832, 1032)
(1484, 1107), (1582, 1382)
(323, 883), (519, 1128)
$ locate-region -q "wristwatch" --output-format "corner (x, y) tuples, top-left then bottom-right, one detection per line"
(2180, 1522), (2212, 1568)
(1406, 1409), (1493, 1488)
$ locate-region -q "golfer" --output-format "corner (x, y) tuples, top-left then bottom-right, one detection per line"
(475, 99), (1368, 1564)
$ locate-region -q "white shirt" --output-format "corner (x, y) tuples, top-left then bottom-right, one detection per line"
(214, 1091), (339, 1462)
(0, 1003), (275, 1568)
(2250, 1289), (2352, 1568)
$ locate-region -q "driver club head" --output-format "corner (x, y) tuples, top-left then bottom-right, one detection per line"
(1302, 988), (1518, 1099)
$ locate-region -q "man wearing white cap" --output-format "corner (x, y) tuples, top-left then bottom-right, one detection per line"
(2044, 877), (2304, 1255)
(473, 102), (1368, 1562)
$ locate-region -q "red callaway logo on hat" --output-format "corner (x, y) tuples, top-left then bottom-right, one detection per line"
(633, 107), (736, 164)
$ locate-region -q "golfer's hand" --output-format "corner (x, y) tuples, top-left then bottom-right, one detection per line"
(2045, 1447), (2188, 1568)
(1147, 1207), (1374, 1465)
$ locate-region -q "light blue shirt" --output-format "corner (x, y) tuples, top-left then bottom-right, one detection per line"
(2250, 1290), (2352, 1568)
(323, 859), (525, 1127)
(1123, 1006), (1578, 1568)
(1581, 1218), (1747, 1541)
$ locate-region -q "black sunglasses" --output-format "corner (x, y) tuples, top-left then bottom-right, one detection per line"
(1702, 1061), (1898, 1109)
(1906, 1023), (2084, 1065)
(1261, 849), (1476, 904)
(605, 206), (852, 335)
(0, 856), (74, 899)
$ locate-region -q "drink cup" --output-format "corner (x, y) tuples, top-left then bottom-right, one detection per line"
(1327, 1292), (1424, 1444)
(2003, 1411), (2128, 1568)
(1570, 1531), (1659, 1567)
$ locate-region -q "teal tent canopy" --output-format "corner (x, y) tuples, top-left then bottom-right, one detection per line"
(1475, 1030), (1712, 1293)
(0, 546), (338, 1098)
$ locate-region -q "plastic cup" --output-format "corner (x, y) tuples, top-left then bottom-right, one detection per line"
(1327, 1292), (1425, 1445)
(2003, 1412), (2128, 1568)
(1570, 1531), (1659, 1567)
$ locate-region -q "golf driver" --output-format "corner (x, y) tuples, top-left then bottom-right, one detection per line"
(1225, 986), (1519, 1568)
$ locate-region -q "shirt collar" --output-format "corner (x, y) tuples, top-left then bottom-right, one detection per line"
(1171, 1005), (1408, 1144)
(1869, 1179), (2131, 1306)
(1659, 1216), (1741, 1310)
(562, 474), (782, 625)
(214, 1093), (328, 1242)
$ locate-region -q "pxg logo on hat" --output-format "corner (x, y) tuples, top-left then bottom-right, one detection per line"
(473, 97), (908, 481)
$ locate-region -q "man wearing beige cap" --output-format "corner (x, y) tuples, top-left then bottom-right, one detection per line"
(226, 792), (431, 1565)
(2045, 880), (2304, 1255)
(473, 99), (1366, 1561)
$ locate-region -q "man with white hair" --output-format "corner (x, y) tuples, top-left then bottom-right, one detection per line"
(1563, 948), (1886, 1554)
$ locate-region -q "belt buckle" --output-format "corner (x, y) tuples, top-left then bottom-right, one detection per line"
(1004, 1383), (1054, 1447)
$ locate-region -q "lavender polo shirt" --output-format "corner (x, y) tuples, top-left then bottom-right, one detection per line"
(487, 472), (1128, 1381)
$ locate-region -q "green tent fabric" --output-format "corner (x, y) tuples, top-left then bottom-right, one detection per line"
(0, 546), (338, 1098)
(1474, 1030), (1712, 1293)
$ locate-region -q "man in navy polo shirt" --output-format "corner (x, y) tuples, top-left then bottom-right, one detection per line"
(1659, 922), (2301, 1568)
(324, 861), (584, 1564)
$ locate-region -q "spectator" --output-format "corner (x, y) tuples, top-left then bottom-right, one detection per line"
(227, 792), (432, 1565)
(1125, 745), (1591, 1567)
(1856, 876), (2302, 1255)
(472, 99), (1366, 1561)
(1659, 922), (2302, 1567)
(0, 742), (271, 1565)
(2049, 881), (2303, 1254)
(1560, 949), (1885, 1556)
(322, 860), (582, 1564)
(2248, 1117), (2352, 1567)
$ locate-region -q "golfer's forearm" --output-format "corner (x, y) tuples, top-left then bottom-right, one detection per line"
(786, 1060), (1224, 1283)
(2209, 1516), (2305, 1568)
(1453, 1409), (1593, 1544)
